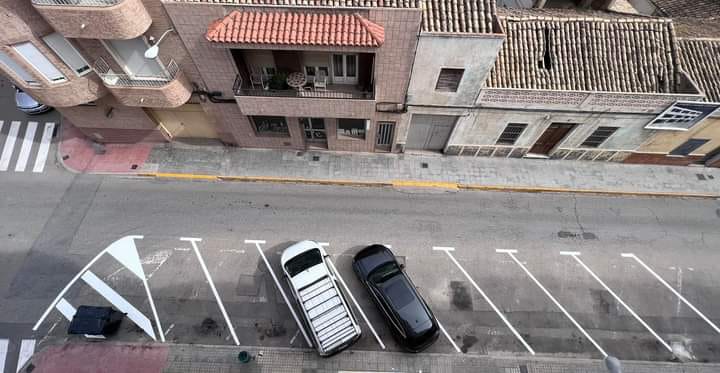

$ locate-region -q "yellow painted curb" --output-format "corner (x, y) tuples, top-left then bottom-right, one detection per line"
(391, 180), (459, 190)
(147, 172), (218, 181)
(219, 175), (390, 187)
(133, 172), (718, 199)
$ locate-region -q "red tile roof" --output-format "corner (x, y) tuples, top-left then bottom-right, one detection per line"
(206, 11), (385, 47)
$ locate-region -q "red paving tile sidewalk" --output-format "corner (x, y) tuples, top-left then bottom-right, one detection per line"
(27, 343), (168, 373)
(59, 123), (154, 174)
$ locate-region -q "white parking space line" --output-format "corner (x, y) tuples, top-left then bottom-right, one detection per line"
(434, 247), (535, 355)
(498, 249), (608, 357)
(16, 340), (35, 373)
(181, 237), (239, 345)
(55, 298), (77, 321)
(81, 270), (157, 341)
(622, 253), (720, 335)
(0, 121), (20, 171)
(14, 121), (37, 172)
(245, 239), (312, 348)
(32, 122), (54, 173)
(436, 319), (461, 353)
(561, 252), (673, 353)
(318, 242), (386, 349)
(0, 339), (7, 373)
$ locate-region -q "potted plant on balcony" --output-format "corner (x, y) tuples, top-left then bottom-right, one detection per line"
(268, 72), (289, 91)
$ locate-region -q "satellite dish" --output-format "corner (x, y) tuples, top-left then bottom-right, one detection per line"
(144, 45), (159, 59)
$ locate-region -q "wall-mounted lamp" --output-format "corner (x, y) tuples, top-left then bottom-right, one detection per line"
(144, 28), (175, 59)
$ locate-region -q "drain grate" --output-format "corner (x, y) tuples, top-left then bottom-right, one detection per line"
(697, 173), (706, 181)
(421, 162), (429, 168)
(312, 155), (320, 161)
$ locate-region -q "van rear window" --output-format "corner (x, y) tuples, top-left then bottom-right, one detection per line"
(285, 248), (323, 277)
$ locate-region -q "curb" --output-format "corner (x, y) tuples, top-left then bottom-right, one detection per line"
(134, 172), (719, 199)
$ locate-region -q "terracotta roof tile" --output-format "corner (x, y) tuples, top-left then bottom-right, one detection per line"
(679, 38), (720, 102)
(206, 10), (385, 47)
(648, 0), (720, 18)
(486, 9), (683, 94)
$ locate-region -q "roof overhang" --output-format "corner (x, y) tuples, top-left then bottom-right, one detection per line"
(206, 10), (385, 48)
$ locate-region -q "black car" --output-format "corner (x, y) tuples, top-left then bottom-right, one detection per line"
(352, 244), (439, 352)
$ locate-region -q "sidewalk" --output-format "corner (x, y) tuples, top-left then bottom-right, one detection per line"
(23, 341), (720, 373)
(59, 124), (720, 198)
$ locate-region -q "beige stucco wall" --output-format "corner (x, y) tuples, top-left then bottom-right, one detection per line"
(637, 113), (720, 155)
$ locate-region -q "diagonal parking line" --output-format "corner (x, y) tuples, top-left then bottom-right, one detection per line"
(246, 239), (313, 348)
(436, 319), (462, 353)
(622, 253), (720, 335)
(498, 249), (607, 358)
(320, 242), (386, 350)
(560, 252), (673, 353)
(434, 246), (536, 355)
(181, 237), (239, 346)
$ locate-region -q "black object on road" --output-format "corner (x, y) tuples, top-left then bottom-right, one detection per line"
(67, 306), (125, 336)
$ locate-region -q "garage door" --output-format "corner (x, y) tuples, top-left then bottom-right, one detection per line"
(405, 115), (457, 151)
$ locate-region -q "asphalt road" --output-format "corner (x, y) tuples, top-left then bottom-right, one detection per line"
(2, 165), (720, 372)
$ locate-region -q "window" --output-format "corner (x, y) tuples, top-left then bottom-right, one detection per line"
(496, 123), (527, 145)
(284, 248), (322, 277)
(42, 33), (90, 76)
(581, 127), (618, 148)
(669, 139), (709, 156)
(645, 102), (720, 131)
(435, 68), (464, 92)
(251, 116), (289, 137)
(13, 41), (66, 83)
(0, 50), (39, 86)
(301, 118), (326, 141)
(337, 118), (366, 140)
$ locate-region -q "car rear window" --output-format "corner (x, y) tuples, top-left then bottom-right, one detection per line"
(285, 248), (323, 277)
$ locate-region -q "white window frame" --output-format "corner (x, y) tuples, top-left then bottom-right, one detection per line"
(12, 41), (67, 84)
(0, 50), (40, 87)
(645, 101), (720, 131)
(42, 33), (91, 77)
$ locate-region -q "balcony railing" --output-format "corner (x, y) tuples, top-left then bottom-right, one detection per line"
(232, 75), (373, 100)
(32, 0), (119, 6)
(94, 57), (179, 88)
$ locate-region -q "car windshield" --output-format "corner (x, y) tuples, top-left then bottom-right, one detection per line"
(284, 248), (323, 277)
(368, 262), (400, 284)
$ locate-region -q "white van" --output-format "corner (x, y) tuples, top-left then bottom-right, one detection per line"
(281, 241), (361, 356)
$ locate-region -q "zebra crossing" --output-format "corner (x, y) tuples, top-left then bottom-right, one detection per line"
(0, 338), (35, 373)
(0, 120), (55, 174)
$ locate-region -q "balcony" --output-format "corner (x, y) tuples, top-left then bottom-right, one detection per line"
(31, 0), (151, 40)
(94, 58), (192, 108)
(230, 49), (376, 117)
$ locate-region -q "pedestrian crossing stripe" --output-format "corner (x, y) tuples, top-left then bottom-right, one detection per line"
(0, 338), (36, 373)
(0, 121), (55, 173)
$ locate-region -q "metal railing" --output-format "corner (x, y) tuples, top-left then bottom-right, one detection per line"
(94, 57), (179, 88)
(232, 75), (373, 100)
(32, 0), (120, 6)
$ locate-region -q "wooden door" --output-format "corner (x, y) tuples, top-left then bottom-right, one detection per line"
(528, 123), (575, 155)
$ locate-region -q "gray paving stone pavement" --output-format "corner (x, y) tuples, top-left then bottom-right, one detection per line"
(142, 143), (720, 195)
(165, 343), (719, 373)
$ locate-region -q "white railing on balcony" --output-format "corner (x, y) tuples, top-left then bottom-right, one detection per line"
(94, 57), (179, 88)
(32, 0), (119, 6)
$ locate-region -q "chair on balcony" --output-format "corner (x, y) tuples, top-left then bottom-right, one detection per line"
(249, 66), (268, 90)
(313, 71), (327, 91)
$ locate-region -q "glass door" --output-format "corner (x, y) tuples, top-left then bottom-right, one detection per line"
(331, 54), (358, 85)
(301, 118), (327, 148)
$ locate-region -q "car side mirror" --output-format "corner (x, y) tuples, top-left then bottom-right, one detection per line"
(399, 263), (405, 270)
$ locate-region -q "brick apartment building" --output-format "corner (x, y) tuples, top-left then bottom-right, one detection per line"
(0, 0), (719, 166)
